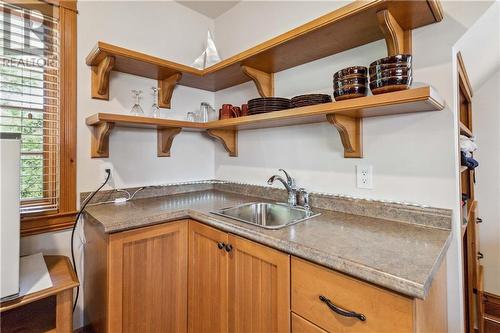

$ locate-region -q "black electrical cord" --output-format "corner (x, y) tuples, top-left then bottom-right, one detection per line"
(71, 169), (111, 312)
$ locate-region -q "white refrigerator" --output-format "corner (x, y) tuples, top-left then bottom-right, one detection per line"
(0, 132), (21, 300)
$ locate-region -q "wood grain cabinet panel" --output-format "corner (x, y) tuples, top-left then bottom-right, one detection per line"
(108, 221), (188, 333)
(228, 234), (290, 333)
(188, 221), (228, 333)
(292, 313), (328, 333)
(291, 257), (448, 333)
(292, 257), (414, 333)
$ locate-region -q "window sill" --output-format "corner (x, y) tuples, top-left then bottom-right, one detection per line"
(21, 211), (78, 236)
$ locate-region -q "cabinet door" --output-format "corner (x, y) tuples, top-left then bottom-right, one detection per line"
(188, 221), (228, 333)
(228, 234), (290, 333)
(108, 221), (188, 333)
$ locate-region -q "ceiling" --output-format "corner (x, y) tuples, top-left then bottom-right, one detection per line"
(176, 1), (240, 19)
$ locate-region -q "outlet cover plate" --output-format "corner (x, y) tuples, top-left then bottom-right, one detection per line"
(356, 165), (373, 189)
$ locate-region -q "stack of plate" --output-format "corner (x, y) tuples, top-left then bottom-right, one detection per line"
(369, 54), (412, 95)
(247, 97), (291, 115)
(333, 66), (368, 101)
(291, 94), (332, 108)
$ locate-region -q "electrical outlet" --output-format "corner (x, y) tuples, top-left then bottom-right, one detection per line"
(100, 162), (113, 182)
(356, 165), (373, 189)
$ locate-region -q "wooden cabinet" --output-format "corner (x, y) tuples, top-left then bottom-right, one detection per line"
(84, 220), (188, 333)
(85, 219), (446, 333)
(291, 257), (447, 333)
(188, 221), (228, 333)
(228, 234), (290, 333)
(187, 222), (290, 333)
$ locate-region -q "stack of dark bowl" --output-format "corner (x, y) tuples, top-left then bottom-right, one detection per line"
(247, 97), (291, 115)
(369, 54), (412, 95)
(291, 94), (332, 108)
(333, 66), (368, 101)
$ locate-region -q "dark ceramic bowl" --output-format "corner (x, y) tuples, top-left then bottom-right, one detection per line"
(369, 54), (412, 67)
(369, 67), (412, 81)
(334, 77), (368, 90)
(333, 66), (368, 81)
(369, 76), (412, 95)
(333, 85), (368, 101)
(369, 62), (411, 76)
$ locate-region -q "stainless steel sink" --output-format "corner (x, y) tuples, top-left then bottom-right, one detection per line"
(212, 202), (319, 229)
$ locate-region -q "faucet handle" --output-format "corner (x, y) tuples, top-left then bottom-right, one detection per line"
(297, 188), (310, 210)
(278, 169), (295, 187)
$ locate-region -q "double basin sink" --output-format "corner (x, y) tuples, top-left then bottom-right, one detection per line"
(212, 202), (319, 230)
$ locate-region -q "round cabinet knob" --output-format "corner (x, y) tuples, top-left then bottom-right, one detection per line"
(224, 244), (233, 252)
(217, 242), (225, 249)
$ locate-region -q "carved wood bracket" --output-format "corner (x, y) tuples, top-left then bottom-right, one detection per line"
(377, 9), (412, 56)
(158, 73), (182, 109)
(326, 114), (362, 158)
(241, 65), (274, 97)
(91, 56), (115, 100)
(206, 129), (238, 157)
(157, 127), (182, 157)
(91, 122), (114, 158)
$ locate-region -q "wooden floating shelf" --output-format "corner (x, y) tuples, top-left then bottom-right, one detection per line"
(86, 0), (442, 106)
(459, 122), (473, 137)
(87, 86), (444, 158)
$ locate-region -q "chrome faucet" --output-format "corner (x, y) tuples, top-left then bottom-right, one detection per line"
(267, 169), (297, 206)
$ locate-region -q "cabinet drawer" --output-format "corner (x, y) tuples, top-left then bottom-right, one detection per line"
(291, 257), (414, 333)
(292, 313), (327, 333)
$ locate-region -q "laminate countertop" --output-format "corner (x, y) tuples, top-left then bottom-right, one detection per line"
(84, 189), (451, 299)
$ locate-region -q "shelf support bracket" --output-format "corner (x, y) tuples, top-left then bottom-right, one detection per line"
(158, 73), (182, 109)
(241, 65), (274, 97)
(326, 114), (362, 158)
(91, 122), (114, 158)
(157, 127), (182, 157)
(377, 9), (412, 56)
(91, 56), (115, 100)
(206, 129), (238, 157)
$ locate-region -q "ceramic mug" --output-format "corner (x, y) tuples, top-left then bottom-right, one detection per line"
(219, 104), (239, 120)
(240, 104), (249, 116)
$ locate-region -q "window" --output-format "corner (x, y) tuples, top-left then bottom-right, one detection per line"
(0, 0), (76, 235)
(1, 3), (59, 212)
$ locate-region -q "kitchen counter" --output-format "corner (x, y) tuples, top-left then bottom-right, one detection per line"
(84, 189), (451, 299)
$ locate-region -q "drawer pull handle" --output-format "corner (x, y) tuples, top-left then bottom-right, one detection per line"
(478, 252), (484, 259)
(319, 295), (366, 322)
(225, 244), (233, 252)
(217, 242), (225, 249)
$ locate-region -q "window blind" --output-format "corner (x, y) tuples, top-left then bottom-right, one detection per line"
(0, 1), (60, 213)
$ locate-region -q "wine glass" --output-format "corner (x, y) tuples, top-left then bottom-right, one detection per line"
(130, 90), (144, 116)
(151, 87), (160, 118)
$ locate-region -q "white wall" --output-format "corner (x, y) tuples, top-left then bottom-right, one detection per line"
(21, 1), (216, 328)
(474, 71), (500, 295)
(453, 1), (500, 295)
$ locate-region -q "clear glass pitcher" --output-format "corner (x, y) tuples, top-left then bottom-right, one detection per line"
(196, 102), (216, 122)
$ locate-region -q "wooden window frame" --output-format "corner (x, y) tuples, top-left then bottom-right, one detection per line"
(16, 0), (77, 236)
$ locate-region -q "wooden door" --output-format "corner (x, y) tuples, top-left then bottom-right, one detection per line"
(108, 221), (188, 333)
(228, 234), (290, 333)
(188, 221), (229, 333)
